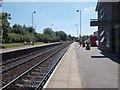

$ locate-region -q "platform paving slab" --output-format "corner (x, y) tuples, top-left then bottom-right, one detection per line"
(44, 42), (82, 88)
(75, 43), (118, 88)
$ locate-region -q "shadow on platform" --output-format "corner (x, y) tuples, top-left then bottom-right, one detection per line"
(91, 56), (108, 58)
(91, 51), (120, 64)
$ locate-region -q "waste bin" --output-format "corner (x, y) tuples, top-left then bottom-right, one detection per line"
(86, 43), (90, 50)
(83, 42), (85, 47)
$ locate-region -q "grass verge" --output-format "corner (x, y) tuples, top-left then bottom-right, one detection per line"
(0, 42), (44, 48)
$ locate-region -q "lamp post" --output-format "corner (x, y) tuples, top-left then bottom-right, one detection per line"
(51, 24), (53, 29)
(31, 11), (36, 44)
(76, 10), (81, 38)
(56, 27), (59, 36)
(55, 27), (58, 36)
(76, 24), (79, 38)
(55, 27), (57, 30)
(32, 11), (36, 30)
(34, 25), (36, 31)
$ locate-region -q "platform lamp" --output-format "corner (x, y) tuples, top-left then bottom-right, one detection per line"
(32, 11), (36, 31)
(76, 10), (81, 39)
(32, 11), (36, 43)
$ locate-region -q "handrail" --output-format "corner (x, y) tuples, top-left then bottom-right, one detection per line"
(90, 19), (98, 21)
(90, 19), (107, 22)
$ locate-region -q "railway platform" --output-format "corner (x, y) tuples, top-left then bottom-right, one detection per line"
(44, 42), (82, 88)
(44, 42), (118, 89)
(1, 42), (61, 54)
(2, 42), (117, 90)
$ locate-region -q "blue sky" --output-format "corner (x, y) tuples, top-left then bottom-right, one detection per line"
(3, 2), (98, 37)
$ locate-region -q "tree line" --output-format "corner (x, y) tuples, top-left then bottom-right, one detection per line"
(0, 12), (77, 43)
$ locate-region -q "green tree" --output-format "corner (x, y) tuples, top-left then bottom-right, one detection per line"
(1, 12), (75, 43)
(10, 24), (26, 35)
(8, 33), (23, 43)
(58, 31), (67, 41)
(43, 28), (54, 37)
(26, 26), (36, 33)
(67, 34), (73, 41)
(35, 33), (43, 42)
(43, 28), (56, 42)
(55, 31), (60, 42)
(1, 12), (11, 43)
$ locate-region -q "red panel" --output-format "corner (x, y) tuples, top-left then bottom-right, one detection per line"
(90, 36), (97, 46)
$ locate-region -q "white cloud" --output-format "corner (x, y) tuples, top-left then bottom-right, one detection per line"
(83, 6), (95, 14)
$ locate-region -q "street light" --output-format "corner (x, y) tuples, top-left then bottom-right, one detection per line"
(76, 10), (81, 38)
(75, 24), (79, 38)
(51, 24), (53, 29)
(31, 11), (36, 44)
(32, 11), (36, 30)
(55, 27), (57, 30)
(55, 27), (57, 33)
(34, 25), (36, 31)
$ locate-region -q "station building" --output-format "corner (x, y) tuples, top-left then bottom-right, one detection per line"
(90, 0), (120, 56)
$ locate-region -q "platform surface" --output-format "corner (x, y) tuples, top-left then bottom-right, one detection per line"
(0, 42), (60, 54)
(44, 42), (118, 89)
(44, 42), (82, 88)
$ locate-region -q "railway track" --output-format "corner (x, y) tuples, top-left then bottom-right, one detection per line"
(1, 42), (72, 90)
(2, 44), (61, 69)
(2, 44), (61, 73)
(2, 43), (63, 86)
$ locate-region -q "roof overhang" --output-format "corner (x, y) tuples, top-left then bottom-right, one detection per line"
(96, 0), (120, 11)
(95, 0), (101, 11)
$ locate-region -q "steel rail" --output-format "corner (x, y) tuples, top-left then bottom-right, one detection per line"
(2, 43), (61, 65)
(35, 47), (69, 90)
(2, 44), (62, 73)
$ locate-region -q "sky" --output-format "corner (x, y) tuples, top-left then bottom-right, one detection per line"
(2, 1), (98, 37)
